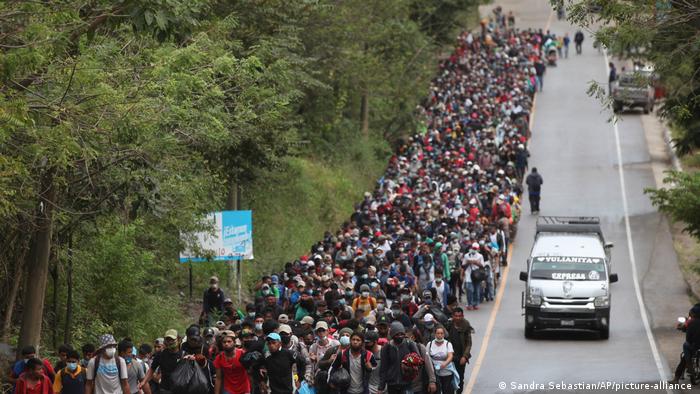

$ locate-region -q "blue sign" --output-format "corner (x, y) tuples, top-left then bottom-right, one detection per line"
(179, 210), (254, 262)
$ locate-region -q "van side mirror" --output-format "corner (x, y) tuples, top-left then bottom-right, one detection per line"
(604, 242), (614, 249)
(519, 271), (528, 281)
(609, 273), (618, 283)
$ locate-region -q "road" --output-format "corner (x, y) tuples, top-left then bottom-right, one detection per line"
(461, 1), (693, 393)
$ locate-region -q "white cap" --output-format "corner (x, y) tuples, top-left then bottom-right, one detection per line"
(278, 324), (292, 334)
(471, 242), (480, 249)
(423, 314), (434, 322)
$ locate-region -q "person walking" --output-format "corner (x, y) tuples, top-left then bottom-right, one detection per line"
(202, 276), (226, 326)
(15, 358), (55, 394)
(377, 322), (421, 394)
(525, 167), (543, 214)
(462, 244), (484, 311)
(53, 350), (86, 394)
(534, 58), (545, 92)
(330, 331), (377, 394)
(213, 332), (251, 394)
(574, 30), (584, 54)
(261, 333), (306, 394)
(85, 335), (129, 394)
(608, 62), (617, 95)
(446, 308), (473, 393)
(427, 327), (458, 394)
(563, 33), (570, 58)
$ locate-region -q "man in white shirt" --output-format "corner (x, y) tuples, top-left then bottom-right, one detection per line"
(462, 243), (484, 310)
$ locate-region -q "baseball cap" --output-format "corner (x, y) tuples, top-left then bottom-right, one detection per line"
(278, 314), (289, 324)
(301, 316), (315, 325)
(209, 276), (219, 284)
(266, 333), (281, 342)
(164, 329), (178, 340)
(278, 324), (292, 334)
(424, 313), (434, 322)
(315, 321), (329, 331)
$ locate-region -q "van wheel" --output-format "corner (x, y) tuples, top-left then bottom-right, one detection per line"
(600, 326), (610, 340)
(525, 323), (535, 339)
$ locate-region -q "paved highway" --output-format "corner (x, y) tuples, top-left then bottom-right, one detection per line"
(462, 1), (692, 392)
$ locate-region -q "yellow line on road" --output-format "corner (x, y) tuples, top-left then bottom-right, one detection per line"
(462, 9), (554, 394)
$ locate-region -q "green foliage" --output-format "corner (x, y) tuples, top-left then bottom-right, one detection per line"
(646, 171), (700, 239)
(0, 0), (481, 346)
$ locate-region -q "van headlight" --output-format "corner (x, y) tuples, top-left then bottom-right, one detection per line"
(527, 287), (542, 306)
(594, 295), (609, 307)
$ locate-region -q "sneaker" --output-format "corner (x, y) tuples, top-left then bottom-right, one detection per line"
(466, 306), (474, 311)
(474, 305), (480, 310)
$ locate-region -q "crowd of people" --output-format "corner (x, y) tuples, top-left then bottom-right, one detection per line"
(8, 9), (555, 394)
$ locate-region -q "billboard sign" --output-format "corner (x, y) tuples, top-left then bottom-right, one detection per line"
(179, 210), (253, 262)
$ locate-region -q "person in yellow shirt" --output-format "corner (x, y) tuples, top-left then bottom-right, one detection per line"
(352, 284), (377, 318)
(53, 350), (86, 394)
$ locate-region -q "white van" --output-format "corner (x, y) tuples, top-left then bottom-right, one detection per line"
(520, 217), (618, 339)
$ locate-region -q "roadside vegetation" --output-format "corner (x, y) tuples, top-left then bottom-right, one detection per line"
(0, 0), (482, 352)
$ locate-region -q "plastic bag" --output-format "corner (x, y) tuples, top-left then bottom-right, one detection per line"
(171, 361), (196, 394)
(298, 381), (316, 394)
(188, 363), (210, 394)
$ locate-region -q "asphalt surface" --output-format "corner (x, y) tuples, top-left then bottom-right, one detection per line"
(461, 1), (693, 393)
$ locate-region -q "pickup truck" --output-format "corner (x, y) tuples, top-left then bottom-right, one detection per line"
(611, 71), (655, 114)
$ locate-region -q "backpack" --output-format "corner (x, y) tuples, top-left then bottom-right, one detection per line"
(470, 266), (486, 283)
(340, 349), (373, 366)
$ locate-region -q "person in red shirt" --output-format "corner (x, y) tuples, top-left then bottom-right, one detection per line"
(213, 333), (250, 394)
(15, 358), (54, 394)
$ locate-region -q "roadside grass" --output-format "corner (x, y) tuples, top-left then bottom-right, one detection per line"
(242, 134), (390, 284)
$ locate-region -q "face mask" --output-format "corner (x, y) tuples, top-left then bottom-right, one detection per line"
(339, 299), (346, 306)
(362, 291), (370, 298)
(248, 312), (256, 318)
(243, 341), (254, 349)
(262, 289), (271, 296)
(124, 357), (133, 364)
(281, 335), (291, 346)
(345, 291), (354, 297)
(362, 274), (368, 279)
(435, 279), (442, 284)
(400, 295), (410, 302)
(391, 309), (402, 317)
(394, 336), (404, 344)
(339, 336), (350, 346)
(435, 337), (444, 343)
(348, 272), (355, 277)
(255, 323), (263, 331)
(67, 363), (78, 372)
(104, 348), (116, 358)
(211, 284), (218, 291)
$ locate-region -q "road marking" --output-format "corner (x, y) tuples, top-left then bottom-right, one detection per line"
(604, 52), (671, 388)
(462, 8), (553, 394)
(463, 245), (512, 394)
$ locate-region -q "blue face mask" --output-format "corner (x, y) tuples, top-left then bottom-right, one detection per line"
(339, 336), (350, 346)
(124, 357), (133, 364)
(67, 362), (78, 371)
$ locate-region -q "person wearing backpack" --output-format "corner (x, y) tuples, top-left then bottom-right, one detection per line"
(377, 322), (423, 394)
(461, 243), (484, 310)
(213, 332), (250, 394)
(446, 309), (473, 393)
(329, 331), (377, 394)
(85, 334), (129, 394)
(426, 327), (459, 394)
(117, 340), (150, 394)
(53, 350), (86, 394)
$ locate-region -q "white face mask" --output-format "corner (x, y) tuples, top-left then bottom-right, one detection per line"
(104, 348), (116, 358)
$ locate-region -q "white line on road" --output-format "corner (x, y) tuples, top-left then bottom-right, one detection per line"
(604, 51), (671, 390)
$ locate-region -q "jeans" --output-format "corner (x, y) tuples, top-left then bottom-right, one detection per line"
(535, 76), (543, 92)
(484, 271), (495, 301)
(437, 375), (454, 394)
(466, 281), (481, 307)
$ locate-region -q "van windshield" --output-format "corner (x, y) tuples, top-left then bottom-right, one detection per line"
(530, 256), (606, 281)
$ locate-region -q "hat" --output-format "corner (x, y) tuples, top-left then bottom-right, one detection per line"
(216, 321), (227, 329)
(278, 314), (289, 324)
(240, 329), (255, 337)
(423, 313), (434, 322)
(300, 316), (315, 325)
(278, 324), (292, 334)
(389, 321), (406, 338)
(154, 338), (164, 345)
(220, 330), (236, 338)
(360, 284), (370, 292)
(364, 330), (379, 343)
(271, 274), (279, 284)
(297, 280), (306, 288)
(209, 276), (219, 284)
(338, 327), (354, 337)
(315, 321), (329, 331)
(471, 242), (480, 250)
(224, 298), (233, 304)
(164, 329), (178, 340)
(365, 315), (377, 326)
(266, 333), (281, 342)
(98, 334), (117, 350)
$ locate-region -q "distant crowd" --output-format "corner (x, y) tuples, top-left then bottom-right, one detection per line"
(8, 8), (557, 394)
